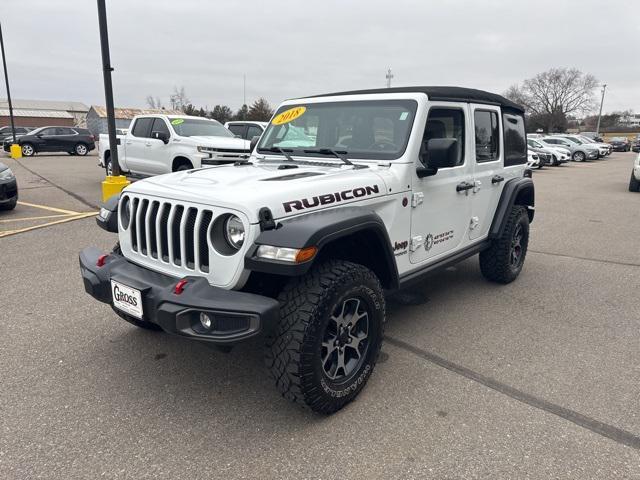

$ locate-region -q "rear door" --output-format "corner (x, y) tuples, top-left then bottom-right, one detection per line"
(56, 127), (78, 152)
(125, 117), (154, 174)
(469, 105), (503, 240)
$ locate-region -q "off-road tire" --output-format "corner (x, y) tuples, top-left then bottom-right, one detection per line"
(109, 242), (162, 331)
(479, 206), (529, 284)
(629, 172), (640, 192)
(0, 197), (17, 210)
(265, 260), (385, 414)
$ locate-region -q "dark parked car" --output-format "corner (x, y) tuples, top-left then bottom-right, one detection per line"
(632, 135), (640, 153)
(0, 161), (18, 210)
(0, 126), (33, 142)
(609, 136), (631, 152)
(6, 126), (96, 156)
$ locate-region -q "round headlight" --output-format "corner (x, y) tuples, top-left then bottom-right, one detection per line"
(224, 215), (245, 249)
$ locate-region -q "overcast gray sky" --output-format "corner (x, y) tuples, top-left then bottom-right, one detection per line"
(1, 0), (638, 114)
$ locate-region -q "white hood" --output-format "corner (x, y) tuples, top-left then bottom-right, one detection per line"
(125, 160), (393, 223)
(188, 135), (250, 150)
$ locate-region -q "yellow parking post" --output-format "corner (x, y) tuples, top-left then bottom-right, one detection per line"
(101, 175), (130, 202)
(10, 143), (21, 159)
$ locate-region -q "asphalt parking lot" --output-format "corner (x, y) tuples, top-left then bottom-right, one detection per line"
(1, 152), (639, 479)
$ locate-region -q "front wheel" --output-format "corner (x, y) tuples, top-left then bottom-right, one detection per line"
(573, 151), (586, 162)
(629, 172), (640, 192)
(265, 260), (385, 414)
(479, 206), (529, 284)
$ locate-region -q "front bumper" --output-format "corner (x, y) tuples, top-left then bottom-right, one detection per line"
(79, 247), (279, 344)
(586, 151), (599, 159)
(0, 177), (18, 203)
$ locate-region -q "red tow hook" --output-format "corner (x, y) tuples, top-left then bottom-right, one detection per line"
(174, 279), (188, 295)
(96, 254), (108, 267)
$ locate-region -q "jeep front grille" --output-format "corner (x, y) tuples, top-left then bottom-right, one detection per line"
(121, 195), (215, 273)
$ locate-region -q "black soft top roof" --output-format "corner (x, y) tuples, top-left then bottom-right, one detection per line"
(308, 86), (524, 113)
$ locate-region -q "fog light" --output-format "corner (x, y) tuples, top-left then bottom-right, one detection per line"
(199, 312), (213, 330)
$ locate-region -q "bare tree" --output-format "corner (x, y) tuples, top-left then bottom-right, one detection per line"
(145, 95), (163, 109)
(505, 68), (598, 132)
(169, 86), (190, 112)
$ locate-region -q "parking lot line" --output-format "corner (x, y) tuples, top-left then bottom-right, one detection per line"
(16, 201), (82, 215)
(0, 214), (71, 223)
(0, 212), (97, 238)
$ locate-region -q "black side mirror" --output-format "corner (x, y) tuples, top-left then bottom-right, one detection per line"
(152, 131), (169, 144)
(417, 138), (459, 178)
(249, 135), (260, 152)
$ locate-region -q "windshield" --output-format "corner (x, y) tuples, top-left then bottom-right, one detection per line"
(169, 118), (233, 138)
(611, 137), (626, 141)
(257, 100), (418, 160)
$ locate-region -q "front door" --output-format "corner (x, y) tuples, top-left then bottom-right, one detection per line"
(409, 104), (474, 264)
(125, 117), (154, 174)
(469, 105), (504, 240)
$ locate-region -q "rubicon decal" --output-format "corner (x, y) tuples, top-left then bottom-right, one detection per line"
(283, 185), (380, 213)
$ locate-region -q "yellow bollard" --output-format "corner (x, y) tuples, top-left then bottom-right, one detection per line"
(101, 175), (130, 202)
(10, 144), (22, 159)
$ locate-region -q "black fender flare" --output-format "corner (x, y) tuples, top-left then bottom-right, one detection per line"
(489, 177), (534, 239)
(96, 193), (120, 233)
(244, 207), (399, 288)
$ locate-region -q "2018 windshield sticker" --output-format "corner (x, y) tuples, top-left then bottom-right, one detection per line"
(171, 118), (184, 125)
(272, 106), (306, 125)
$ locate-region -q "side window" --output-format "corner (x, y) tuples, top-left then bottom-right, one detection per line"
(423, 108), (465, 166)
(131, 117), (154, 138)
(474, 110), (499, 162)
(151, 118), (170, 137)
(39, 128), (56, 135)
(57, 127), (75, 135)
(247, 125), (263, 139)
(502, 111), (527, 166)
(227, 124), (246, 137)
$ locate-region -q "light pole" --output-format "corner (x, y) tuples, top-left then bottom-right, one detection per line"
(0, 21), (20, 159)
(386, 68), (393, 88)
(595, 84), (607, 136)
(97, 0), (129, 201)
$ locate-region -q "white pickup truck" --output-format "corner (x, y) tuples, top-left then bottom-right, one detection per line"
(98, 114), (251, 176)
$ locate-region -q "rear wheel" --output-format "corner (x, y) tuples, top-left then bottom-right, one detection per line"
(479, 206), (529, 284)
(74, 143), (88, 156)
(21, 143), (35, 156)
(174, 160), (193, 172)
(265, 260), (385, 414)
(551, 155), (559, 166)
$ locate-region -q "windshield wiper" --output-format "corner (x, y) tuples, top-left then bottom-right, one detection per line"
(303, 148), (362, 168)
(260, 147), (295, 162)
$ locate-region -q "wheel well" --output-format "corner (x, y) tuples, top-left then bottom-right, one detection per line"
(172, 156), (193, 171)
(315, 230), (395, 289)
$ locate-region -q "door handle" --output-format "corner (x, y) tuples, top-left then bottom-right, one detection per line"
(456, 181), (474, 193)
(145, 142), (152, 147)
(125, 141), (132, 145)
(491, 175), (504, 184)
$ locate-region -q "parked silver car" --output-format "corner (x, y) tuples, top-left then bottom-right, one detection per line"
(527, 137), (570, 166)
(541, 136), (599, 162)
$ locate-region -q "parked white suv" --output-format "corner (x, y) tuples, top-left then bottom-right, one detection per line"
(98, 115), (250, 176)
(81, 87), (534, 413)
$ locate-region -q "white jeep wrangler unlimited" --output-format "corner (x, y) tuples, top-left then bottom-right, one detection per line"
(80, 86), (534, 414)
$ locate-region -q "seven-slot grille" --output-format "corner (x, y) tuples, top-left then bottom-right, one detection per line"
(123, 195), (214, 273)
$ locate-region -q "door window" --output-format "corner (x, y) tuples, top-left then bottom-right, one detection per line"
(502, 111), (527, 166)
(247, 125), (263, 139)
(151, 118), (170, 137)
(423, 108), (465, 166)
(39, 128), (57, 135)
(56, 127), (75, 135)
(227, 124), (246, 137)
(131, 117), (154, 138)
(474, 110), (499, 162)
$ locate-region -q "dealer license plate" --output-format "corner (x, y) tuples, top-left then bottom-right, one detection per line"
(111, 280), (143, 319)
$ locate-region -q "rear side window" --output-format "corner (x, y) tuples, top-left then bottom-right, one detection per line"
(131, 117), (154, 138)
(424, 108), (465, 166)
(502, 111), (527, 166)
(474, 110), (499, 162)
